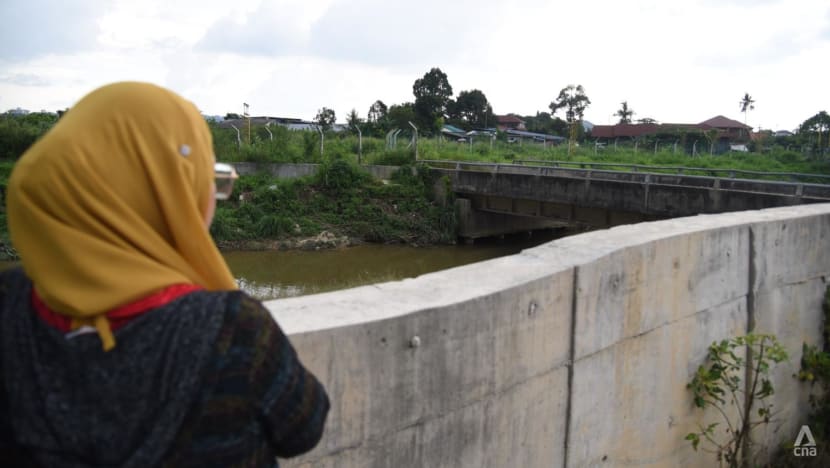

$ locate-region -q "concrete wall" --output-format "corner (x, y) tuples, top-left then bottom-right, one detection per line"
(266, 204), (830, 468)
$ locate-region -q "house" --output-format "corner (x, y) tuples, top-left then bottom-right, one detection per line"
(495, 115), (526, 131)
(591, 115), (752, 143)
(699, 115), (752, 141)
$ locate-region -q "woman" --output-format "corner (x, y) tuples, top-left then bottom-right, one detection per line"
(0, 82), (329, 467)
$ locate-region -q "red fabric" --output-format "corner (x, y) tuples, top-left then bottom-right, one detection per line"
(31, 284), (203, 333)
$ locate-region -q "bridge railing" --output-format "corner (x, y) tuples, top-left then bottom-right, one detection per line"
(513, 158), (830, 183)
(421, 159), (830, 201)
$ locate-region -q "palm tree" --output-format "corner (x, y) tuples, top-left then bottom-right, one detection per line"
(614, 101), (635, 124)
(739, 93), (755, 126)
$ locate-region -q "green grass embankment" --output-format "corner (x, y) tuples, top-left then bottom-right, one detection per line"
(210, 160), (457, 250)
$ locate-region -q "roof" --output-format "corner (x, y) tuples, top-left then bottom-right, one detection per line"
(442, 124), (466, 134)
(590, 123), (660, 138)
(505, 129), (565, 141)
(699, 115), (750, 129)
(496, 115), (525, 124)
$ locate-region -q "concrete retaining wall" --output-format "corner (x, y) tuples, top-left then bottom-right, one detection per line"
(266, 204), (830, 468)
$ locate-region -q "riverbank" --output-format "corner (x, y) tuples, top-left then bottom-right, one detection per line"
(209, 160), (458, 248)
(216, 230), (357, 251)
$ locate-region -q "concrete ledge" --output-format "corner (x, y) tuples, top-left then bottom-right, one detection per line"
(267, 203), (830, 468)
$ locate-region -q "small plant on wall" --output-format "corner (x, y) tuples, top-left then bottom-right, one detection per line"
(686, 334), (788, 468)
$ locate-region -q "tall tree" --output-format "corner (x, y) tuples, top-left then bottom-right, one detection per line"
(413, 67), (453, 133)
(367, 100), (388, 123)
(739, 93), (755, 127)
(346, 108), (362, 128)
(614, 101), (635, 124)
(449, 89), (493, 130)
(549, 84), (591, 153)
(387, 103), (416, 132)
(314, 107), (336, 131)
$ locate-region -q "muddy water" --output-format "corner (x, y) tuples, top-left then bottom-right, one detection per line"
(224, 230), (566, 300)
(0, 230), (571, 301)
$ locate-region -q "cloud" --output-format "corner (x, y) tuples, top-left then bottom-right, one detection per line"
(0, 0), (103, 61)
(697, 0), (780, 5)
(196, 0), (325, 56)
(196, 0), (508, 69)
(307, 0), (490, 67)
(0, 73), (52, 87)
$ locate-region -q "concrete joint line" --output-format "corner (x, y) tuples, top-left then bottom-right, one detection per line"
(563, 266), (579, 468)
(742, 226), (758, 457)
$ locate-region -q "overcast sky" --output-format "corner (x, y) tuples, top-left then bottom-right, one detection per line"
(1, 0), (828, 131)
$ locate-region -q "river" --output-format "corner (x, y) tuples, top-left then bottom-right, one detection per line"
(0, 229), (572, 301)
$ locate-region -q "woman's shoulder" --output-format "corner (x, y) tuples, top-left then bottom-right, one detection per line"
(205, 290), (284, 355)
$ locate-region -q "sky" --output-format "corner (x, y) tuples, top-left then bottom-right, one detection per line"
(0, 0), (828, 131)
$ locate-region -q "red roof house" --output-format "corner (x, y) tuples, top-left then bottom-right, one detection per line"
(496, 115), (526, 131)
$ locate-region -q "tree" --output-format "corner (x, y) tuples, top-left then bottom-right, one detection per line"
(314, 107), (336, 131)
(739, 93), (755, 127)
(549, 84), (591, 153)
(800, 110), (830, 157)
(614, 101), (635, 124)
(704, 128), (720, 155)
(387, 103), (416, 132)
(367, 100), (388, 123)
(346, 108), (362, 128)
(448, 89), (493, 130)
(523, 112), (568, 136)
(224, 112), (241, 120)
(413, 67), (453, 134)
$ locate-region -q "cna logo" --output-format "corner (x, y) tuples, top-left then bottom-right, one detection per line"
(793, 425), (817, 457)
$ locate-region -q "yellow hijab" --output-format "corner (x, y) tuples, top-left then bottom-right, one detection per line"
(7, 82), (238, 350)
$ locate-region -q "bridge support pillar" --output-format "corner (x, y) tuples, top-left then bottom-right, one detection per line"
(456, 198), (569, 242)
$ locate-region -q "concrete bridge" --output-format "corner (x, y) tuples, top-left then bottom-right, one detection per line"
(425, 160), (830, 239)
(270, 203), (830, 468)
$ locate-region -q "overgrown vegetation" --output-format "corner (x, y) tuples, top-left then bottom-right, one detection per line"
(686, 334), (789, 468)
(209, 159), (457, 247)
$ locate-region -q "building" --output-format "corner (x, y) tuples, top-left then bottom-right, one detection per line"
(591, 115), (752, 143)
(699, 115), (752, 141)
(495, 115), (526, 132)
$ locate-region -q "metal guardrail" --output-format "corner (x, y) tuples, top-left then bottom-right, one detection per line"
(513, 159), (830, 183)
(421, 159), (830, 200)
